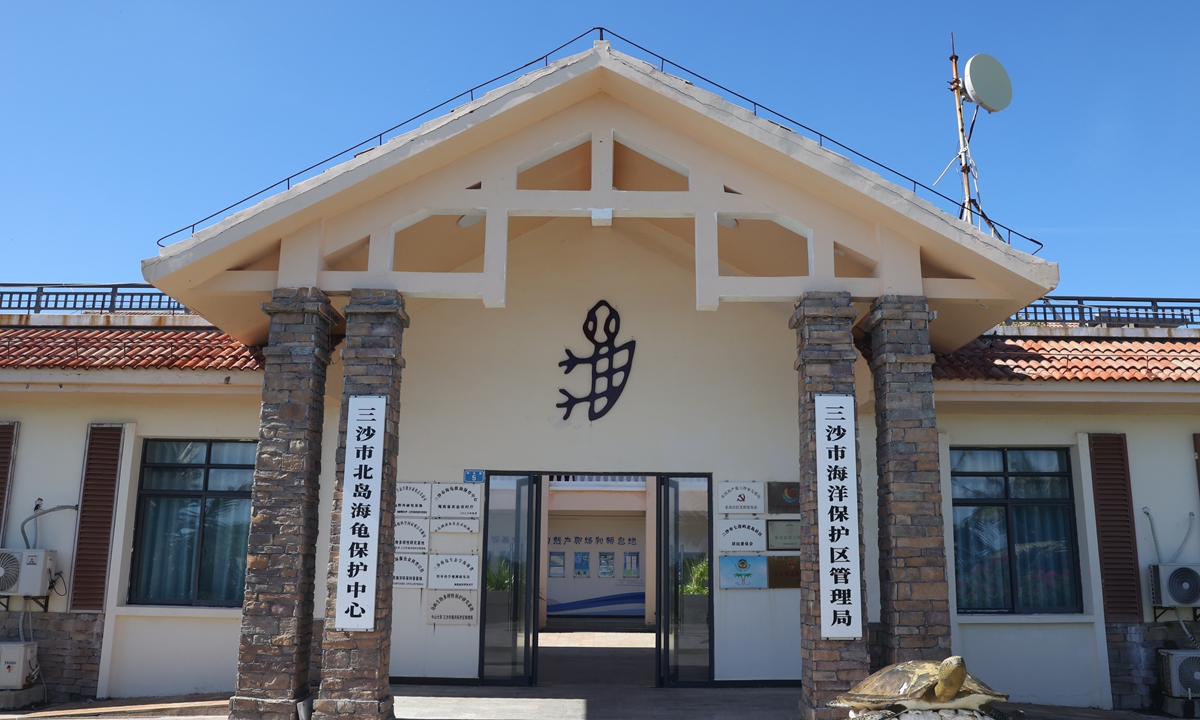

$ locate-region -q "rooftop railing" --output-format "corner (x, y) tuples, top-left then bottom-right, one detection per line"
(1006, 296), (1200, 329)
(0, 283), (188, 315)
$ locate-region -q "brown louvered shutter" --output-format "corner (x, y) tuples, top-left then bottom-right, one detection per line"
(70, 425), (124, 612)
(0, 423), (16, 541)
(1089, 433), (1142, 622)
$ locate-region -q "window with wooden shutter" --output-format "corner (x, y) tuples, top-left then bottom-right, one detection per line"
(70, 425), (124, 612)
(1089, 433), (1142, 622)
(0, 423), (16, 542)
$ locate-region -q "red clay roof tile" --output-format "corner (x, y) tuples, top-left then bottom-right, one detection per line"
(0, 327), (263, 371)
(934, 337), (1200, 382)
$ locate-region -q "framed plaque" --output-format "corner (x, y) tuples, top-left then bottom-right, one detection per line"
(393, 553), (428, 588)
(395, 517), (429, 553)
(767, 519), (803, 550)
(427, 553), (480, 589)
(395, 483), (432, 517)
(425, 590), (479, 625)
(766, 481), (801, 514)
(767, 555), (803, 588)
(432, 483), (482, 518)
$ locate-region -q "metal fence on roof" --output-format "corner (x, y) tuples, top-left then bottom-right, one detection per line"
(0, 284), (188, 315)
(1005, 296), (1200, 329)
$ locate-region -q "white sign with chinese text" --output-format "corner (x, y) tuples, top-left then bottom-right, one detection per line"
(425, 590), (479, 625)
(432, 484), (482, 518)
(716, 481), (765, 514)
(816, 394), (861, 639)
(427, 553), (480, 589)
(395, 517), (429, 554)
(431, 518), (480, 534)
(335, 395), (386, 631)
(717, 518), (767, 552)
(394, 553), (428, 588)
(396, 483), (431, 517)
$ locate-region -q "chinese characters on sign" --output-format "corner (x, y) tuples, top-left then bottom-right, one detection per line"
(335, 395), (386, 631)
(546, 535), (638, 547)
(815, 394), (862, 638)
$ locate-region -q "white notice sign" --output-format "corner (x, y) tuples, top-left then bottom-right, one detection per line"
(718, 518), (767, 552)
(394, 553), (428, 588)
(716, 481), (766, 514)
(427, 553), (480, 589)
(395, 483), (432, 517)
(432, 484), (481, 518)
(431, 518), (480, 534)
(425, 590), (479, 625)
(335, 395), (386, 631)
(816, 394), (861, 639)
(395, 517), (429, 553)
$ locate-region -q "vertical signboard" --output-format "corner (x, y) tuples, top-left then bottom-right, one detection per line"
(815, 394), (861, 639)
(336, 395), (386, 631)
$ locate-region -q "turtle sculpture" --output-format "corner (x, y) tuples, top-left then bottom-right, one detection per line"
(829, 656), (1022, 720)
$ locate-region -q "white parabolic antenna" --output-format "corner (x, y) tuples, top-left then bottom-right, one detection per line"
(963, 53), (1012, 113)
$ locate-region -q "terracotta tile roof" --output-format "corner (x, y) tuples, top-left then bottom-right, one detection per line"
(934, 337), (1200, 382)
(0, 327), (263, 371)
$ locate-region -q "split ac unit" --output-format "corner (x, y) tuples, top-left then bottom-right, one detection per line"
(1151, 564), (1200, 607)
(1162, 649), (1200, 698)
(0, 549), (55, 597)
(0, 643), (36, 690)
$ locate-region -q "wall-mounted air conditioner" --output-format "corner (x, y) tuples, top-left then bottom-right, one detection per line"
(0, 643), (36, 690)
(1161, 649), (1200, 698)
(1151, 564), (1200, 607)
(0, 549), (55, 597)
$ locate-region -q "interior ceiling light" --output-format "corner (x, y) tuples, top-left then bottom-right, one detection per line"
(717, 216), (739, 229)
(457, 214), (485, 228)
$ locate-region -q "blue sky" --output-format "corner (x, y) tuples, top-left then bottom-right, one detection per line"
(1, 2), (1196, 296)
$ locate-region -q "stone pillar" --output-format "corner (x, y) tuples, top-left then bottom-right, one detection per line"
(865, 295), (951, 665)
(313, 289), (407, 720)
(231, 288), (336, 720)
(792, 292), (870, 720)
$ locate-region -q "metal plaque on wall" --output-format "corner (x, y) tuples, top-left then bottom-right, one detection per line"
(425, 590), (479, 625)
(396, 483), (432, 517)
(395, 517), (430, 554)
(393, 553), (428, 588)
(716, 481), (765, 514)
(718, 555), (768, 589)
(767, 519), (803, 550)
(432, 483), (482, 518)
(718, 518), (766, 552)
(431, 518), (480, 533)
(766, 481), (801, 514)
(767, 555), (803, 589)
(427, 553), (480, 589)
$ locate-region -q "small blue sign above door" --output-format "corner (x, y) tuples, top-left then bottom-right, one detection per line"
(463, 469), (485, 484)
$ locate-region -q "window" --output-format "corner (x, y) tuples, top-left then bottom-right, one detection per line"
(130, 439), (255, 606)
(950, 448), (1082, 613)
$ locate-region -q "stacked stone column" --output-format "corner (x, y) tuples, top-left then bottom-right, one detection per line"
(313, 289), (408, 720)
(792, 292), (870, 720)
(231, 288), (336, 720)
(865, 295), (951, 664)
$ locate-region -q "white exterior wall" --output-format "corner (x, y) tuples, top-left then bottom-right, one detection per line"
(939, 411), (1200, 708)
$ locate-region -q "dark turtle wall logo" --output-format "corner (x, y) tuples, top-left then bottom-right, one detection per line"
(557, 300), (635, 421)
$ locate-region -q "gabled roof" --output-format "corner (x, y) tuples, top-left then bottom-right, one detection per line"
(142, 41), (1057, 351)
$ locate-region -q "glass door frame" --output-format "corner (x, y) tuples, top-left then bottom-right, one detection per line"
(655, 473), (715, 687)
(477, 472), (542, 686)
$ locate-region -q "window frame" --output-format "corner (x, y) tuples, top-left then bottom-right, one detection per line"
(128, 438), (255, 607)
(950, 446), (1084, 615)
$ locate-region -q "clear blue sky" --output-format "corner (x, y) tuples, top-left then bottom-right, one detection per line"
(1, 2), (1196, 297)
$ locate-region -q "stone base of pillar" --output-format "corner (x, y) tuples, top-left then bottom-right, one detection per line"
(230, 695), (308, 720)
(311, 697), (394, 720)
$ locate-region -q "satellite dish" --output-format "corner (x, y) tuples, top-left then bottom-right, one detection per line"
(963, 53), (1012, 113)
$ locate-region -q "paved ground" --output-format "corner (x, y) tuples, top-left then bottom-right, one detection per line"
(0, 634), (1171, 719)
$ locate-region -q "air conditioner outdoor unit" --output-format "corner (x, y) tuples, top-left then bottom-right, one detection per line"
(1151, 564), (1200, 608)
(0, 550), (55, 597)
(1162, 649), (1200, 698)
(0, 642), (36, 690)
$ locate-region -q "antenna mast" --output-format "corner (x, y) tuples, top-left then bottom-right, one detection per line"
(949, 34), (974, 225)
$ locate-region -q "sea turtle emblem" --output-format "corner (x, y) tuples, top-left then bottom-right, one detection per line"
(557, 300), (635, 421)
(829, 656), (1021, 720)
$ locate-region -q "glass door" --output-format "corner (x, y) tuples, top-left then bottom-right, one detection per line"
(479, 474), (540, 685)
(656, 475), (713, 686)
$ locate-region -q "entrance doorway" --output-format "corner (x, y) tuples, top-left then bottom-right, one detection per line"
(478, 473), (713, 687)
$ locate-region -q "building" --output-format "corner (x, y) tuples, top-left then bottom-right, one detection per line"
(0, 40), (1197, 718)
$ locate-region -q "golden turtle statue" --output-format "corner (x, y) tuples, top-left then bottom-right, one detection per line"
(828, 656), (1020, 720)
